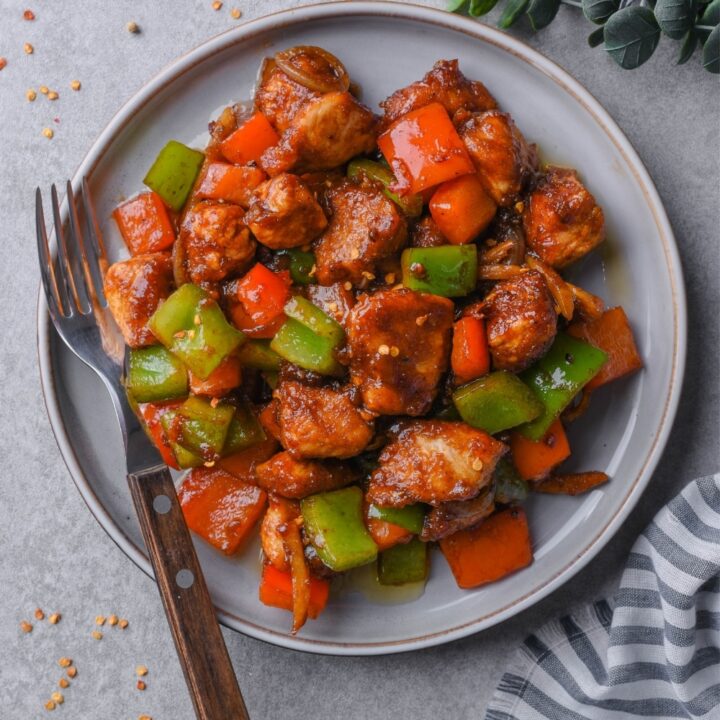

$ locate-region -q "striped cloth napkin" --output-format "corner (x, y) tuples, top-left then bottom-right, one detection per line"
(485, 473), (720, 720)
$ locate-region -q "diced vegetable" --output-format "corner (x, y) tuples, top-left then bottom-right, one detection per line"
(278, 249), (317, 286)
(440, 507), (532, 589)
(188, 355), (242, 397)
(143, 140), (205, 212)
(518, 333), (608, 440)
(158, 407), (205, 469)
(366, 517), (413, 552)
(113, 191), (175, 255)
(283, 296), (344, 346)
(401, 245), (477, 297)
(238, 339), (282, 372)
(136, 400), (184, 469)
(510, 418), (570, 481)
(533, 471), (609, 495)
(567, 307), (642, 392)
(301, 487), (378, 572)
(378, 102), (475, 195)
(223, 401), (266, 455)
(429, 174), (497, 245)
(453, 371), (543, 435)
(195, 162), (267, 205)
(149, 283), (245, 380)
(493, 458), (529, 504)
(170, 395), (236, 461)
(218, 435), (279, 480)
(378, 539), (428, 586)
(258, 402), (282, 440)
(230, 264), (292, 339)
(366, 503), (425, 534)
(219, 111), (280, 165)
(347, 158), (423, 217)
(178, 466), (267, 555)
(258, 564), (330, 620)
(126, 345), (188, 403)
(270, 318), (343, 376)
(451, 316), (490, 384)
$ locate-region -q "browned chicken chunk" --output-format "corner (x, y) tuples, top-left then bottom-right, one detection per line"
(275, 381), (374, 459)
(314, 179), (407, 285)
(104, 253), (173, 347)
(245, 173), (327, 250)
(457, 110), (537, 207)
(410, 215), (447, 248)
(255, 64), (320, 133)
(481, 270), (557, 372)
(178, 201), (256, 286)
(260, 92), (377, 176)
(306, 282), (356, 327)
(420, 488), (495, 542)
(380, 59), (496, 131)
(346, 288), (453, 416)
(255, 451), (353, 499)
(523, 166), (605, 269)
(368, 420), (506, 507)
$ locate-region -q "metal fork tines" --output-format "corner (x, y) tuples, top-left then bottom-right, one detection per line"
(36, 180), (159, 472)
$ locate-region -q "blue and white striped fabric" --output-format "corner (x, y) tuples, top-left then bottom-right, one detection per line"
(486, 473), (720, 720)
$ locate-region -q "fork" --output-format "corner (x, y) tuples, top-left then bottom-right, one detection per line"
(36, 179), (250, 720)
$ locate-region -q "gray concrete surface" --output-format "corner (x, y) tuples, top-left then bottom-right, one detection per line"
(0, 1), (718, 718)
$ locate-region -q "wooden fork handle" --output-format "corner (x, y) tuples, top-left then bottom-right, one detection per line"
(128, 466), (250, 720)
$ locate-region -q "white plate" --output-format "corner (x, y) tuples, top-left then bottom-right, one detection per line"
(37, 1), (686, 655)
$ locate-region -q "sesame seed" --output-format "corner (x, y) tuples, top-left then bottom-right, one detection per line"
(34, 608), (45, 620)
(187, 329), (196, 339)
(44, 700), (55, 711)
(361, 271), (375, 281)
(514, 201), (525, 213)
(415, 314), (428, 326)
(193, 313), (201, 325)
(203, 460), (216, 468)
(70, 80), (81, 91)
(24, 42), (34, 54)
(390, 346), (400, 357)
(472, 459), (484, 471)
(50, 692), (64, 705)
(58, 658), (72, 668)
(39, 85), (48, 94)
(384, 273), (396, 284)
(136, 665), (149, 676)
(350, 247), (360, 259)
(20, 621), (33, 633)
(378, 344), (390, 356)
(308, 264), (317, 277)
(47, 90), (59, 101)
(173, 330), (186, 339)
(326, 302), (338, 312)
(231, 7), (242, 18)
(108, 614), (118, 626)
(343, 281), (353, 291)
(119, 619), (129, 629)
(58, 678), (69, 689)
(42, 128), (54, 139)
(23, 9), (36, 20)
(26, 88), (37, 101)
(66, 667), (77, 679)
(127, 21), (140, 33)
(91, 630), (103, 640)
(49, 613), (61, 624)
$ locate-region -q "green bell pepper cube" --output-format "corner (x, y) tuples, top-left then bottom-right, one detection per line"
(493, 458), (529, 505)
(378, 539), (428, 586)
(222, 401), (266, 456)
(270, 318), (342, 376)
(283, 296), (344, 346)
(237, 339), (282, 372)
(278, 249), (317, 285)
(149, 283), (245, 380)
(519, 333), (608, 441)
(401, 245), (477, 297)
(173, 395), (235, 460)
(347, 158), (423, 217)
(453, 371), (543, 435)
(367, 503), (426, 534)
(143, 140), (205, 212)
(126, 345), (187, 403)
(301, 486), (378, 572)
(158, 410), (204, 469)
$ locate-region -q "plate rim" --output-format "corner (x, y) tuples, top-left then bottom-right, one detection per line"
(36, 0), (687, 656)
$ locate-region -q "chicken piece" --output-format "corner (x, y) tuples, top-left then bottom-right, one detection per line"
(260, 92), (377, 176)
(104, 252), (173, 347)
(178, 201), (256, 286)
(244, 173), (327, 250)
(380, 59), (496, 131)
(410, 215), (448, 248)
(368, 420), (506, 507)
(481, 270), (557, 372)
(255, 451), (353, 499)
(255, 63), (320, 133)
(346, 288), (453, 416)
(457, 110), (537, 207)
(275, 381), (373, 459)
(306, 282), (355, 327)
(523, 166), (605, 269)
(314, 179), (408, 285)
(420, 488), (495, 542)
(260, 494), (300, 572)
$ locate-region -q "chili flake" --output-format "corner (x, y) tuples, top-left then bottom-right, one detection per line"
(137, 680), (147, 691)
(66, 667), (77, 679)
(0, 58), (6, 70)
(34, 608), (45, 620)
(23, 9), (35, 20)
(58, 678), (69, 689)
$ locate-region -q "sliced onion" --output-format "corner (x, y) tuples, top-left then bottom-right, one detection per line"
(274, 46), (350, 94)
(280, 517), (311, 635)
(569, 283), (605, 320)
(479, 239), (515, 265)
(526, 256), (575, 321)
(478, 264), (529, 281)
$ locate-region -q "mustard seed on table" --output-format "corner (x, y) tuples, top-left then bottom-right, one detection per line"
(34, 608), (45, 620)
(20, 620), (33, 633)
(58, 657), (72, 668)
(66, 667), (77, 679)
(49, 612), (61, 624)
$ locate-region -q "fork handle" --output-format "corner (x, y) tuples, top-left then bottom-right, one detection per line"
(128, 466), (250, 720)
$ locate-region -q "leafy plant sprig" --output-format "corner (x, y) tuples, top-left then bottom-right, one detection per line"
(449, 0), (720, 72)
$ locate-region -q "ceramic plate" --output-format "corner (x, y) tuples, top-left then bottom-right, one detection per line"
(37, 1), (686, 655)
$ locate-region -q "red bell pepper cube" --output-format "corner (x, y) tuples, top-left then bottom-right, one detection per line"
(258, 564), (330, 620)
(509, 418), (571, 481)
(195, 162), (267, 206)
(136, 400), (184, 470)
(451, 316), (491, 384)
(219, 112), (280, 165)
(229, 263), (292, 338)
(113, 191), (175, 255)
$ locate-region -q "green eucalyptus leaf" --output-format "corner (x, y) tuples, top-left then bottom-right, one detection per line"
(677, 28), (699, 62)
(527, 0), (562, 29)
(701, 0), (720, 24)
(604, 6), (661, 68)
(470, 0), (501, 15)
(703, 23), (720, 72)
(582, 0), (619, 25)
(588, 25), (606, 46)
(498, 0), (531, 28)
(448, 0), (469, 12)
(655, 0), (697, 39)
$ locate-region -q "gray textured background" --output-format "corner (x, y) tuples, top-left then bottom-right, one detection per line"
(1, 1), (718, 718)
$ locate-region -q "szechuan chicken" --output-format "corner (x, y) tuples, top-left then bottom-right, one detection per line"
(107, 47), (643, 633)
